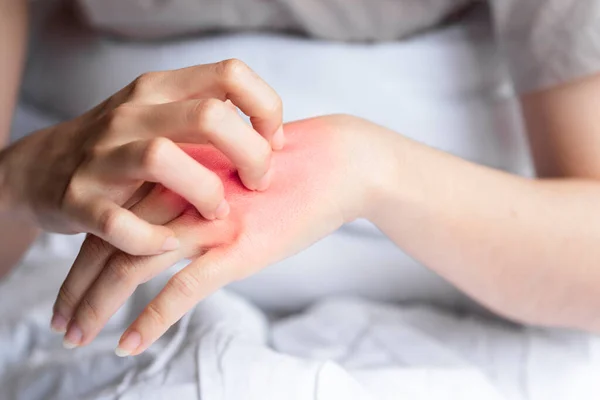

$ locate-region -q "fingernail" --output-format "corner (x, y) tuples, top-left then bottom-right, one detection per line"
(256, 169), (273, 192)
(63, 322), (82, 349)
(50, 312), (68, 334)
(115, 331), (141, 357)
(272, 126), (285, 151)
(215, 199), (230, 219)
(161, 237), (180, 252)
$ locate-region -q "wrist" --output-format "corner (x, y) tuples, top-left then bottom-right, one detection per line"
(359, 125), (420, 226)
(0, 146), (23, 217)
(323, 114), (415, 224)
(361, 122), (408, 225)
(0, 145), (39, 226)
(0, 148), (10, 213)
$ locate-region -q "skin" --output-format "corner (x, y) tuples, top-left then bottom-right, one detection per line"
(0, 59), (285, 260)
(55, 116), (375, 351)
(0, 0), (26, 146)
(0, 0), (38, 276)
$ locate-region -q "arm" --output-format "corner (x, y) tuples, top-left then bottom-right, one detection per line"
(370, 73), (600, 332)
(54, 98), (600, 354)
(0, 0), (38, 279)
(52, 70), (600, 351)
(0, 0), (27, 143)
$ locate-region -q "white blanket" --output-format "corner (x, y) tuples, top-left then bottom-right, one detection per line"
(2, 234), (600, 400)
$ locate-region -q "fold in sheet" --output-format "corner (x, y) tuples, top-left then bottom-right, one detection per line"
(2, 234), (600, 400)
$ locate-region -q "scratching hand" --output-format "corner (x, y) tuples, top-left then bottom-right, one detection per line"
(53, 115), (385, 355)
(1, 60), (283, 256)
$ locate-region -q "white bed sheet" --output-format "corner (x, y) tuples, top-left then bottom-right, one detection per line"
(1, 235), (600, 400)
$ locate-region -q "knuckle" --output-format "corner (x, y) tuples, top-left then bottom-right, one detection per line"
(145, 302), (168, 327)
(263, 94), (283, 116)
(217, 58), (249, 86)
(78, 297), (100, 323)
(141, 137), (172, 173)
(103, 105), (134, 133)
(97, 208), (122, 237)
(129, 72), (162, 98)
(106, 252), (138, 283)
(81, 235), (112, 258)
(167, 271), (202, 299)
(192, 99), (226, 130)
(62, 182), (83, 211)
(87, 143), (110, 161)
(57, 284), (79, 310)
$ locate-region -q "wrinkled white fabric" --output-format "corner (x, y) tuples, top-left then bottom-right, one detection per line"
(2, 234), (600, 400)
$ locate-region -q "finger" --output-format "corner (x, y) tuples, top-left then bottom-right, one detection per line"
(122, 60), (284, 149)
(77, 197), (180, 256)
(61, 211), (224, 348)
(224, 99), (238, 113)
(117, 248), (242, 356)
(127, 185), (190, 225)
(122, 182), (155, 209)
(62, 246), (186, 349)
(105, 100), (273, 190)
(52, 186), (188, 335)
(89, 136), (233, 216)
(51, 234), (113, 334)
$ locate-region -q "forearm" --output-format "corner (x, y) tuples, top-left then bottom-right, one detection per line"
(0, 0), (28, 146)
(0, 213), (39, 279)
(0, 0), (37, 279)
(0, 162), (38, 278)
(0, 151), (39, 279)
(366, 127), (600, 332)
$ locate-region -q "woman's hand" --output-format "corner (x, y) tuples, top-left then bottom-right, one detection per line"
(52, 115), (392, 353)
(0, 60), (284, 256)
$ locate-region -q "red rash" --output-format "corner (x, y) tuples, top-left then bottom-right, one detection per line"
(158, 118), (345, 274)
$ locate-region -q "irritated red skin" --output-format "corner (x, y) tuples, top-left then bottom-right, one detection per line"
(167, 118), (345, 274)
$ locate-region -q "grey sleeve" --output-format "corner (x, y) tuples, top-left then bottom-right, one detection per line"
(490, 0), (600, 93)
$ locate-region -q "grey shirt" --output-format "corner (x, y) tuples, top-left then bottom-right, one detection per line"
(76, 0), (600, 93)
